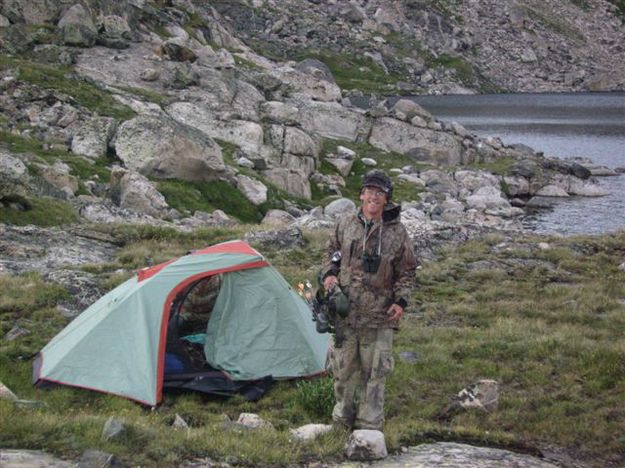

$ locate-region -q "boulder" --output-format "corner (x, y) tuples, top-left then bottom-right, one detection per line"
(465, 186), (510, 210)
(260, 101), (299, 125)
(166, 102), (264, 156)
(502, 176), (530, 197)
(324, 198), (356, 219)
(345, 429), (387, 460)
(110, 169), (171, 218)
(71, 116), (117, 159)
(337, 146), (357, 159)
(38, 161), (79, 198)
(369, 117), (462, 165)
(114, 114), (225, 181)
(454, 170), (500, 194)
(243, 226), (305, 250)
(535, 185), (569, 197)
(391, 99), (432, 121)
(294, 58), (336, 83)
(261, 209), (295, 226)
(58, 4), (97, 47)
(236, 174), (267, 206)
(325, 157), (354, 177)
(1, 0), (60, 24)
(264, 168), (311, 199)
(296, 99), (371, 142)
(172, 63), (200, 88)
(273, 65), (341, 102)
(283, 126), (320, 158)
(162, 38), (198, 62)
(100, 15), (131, 38)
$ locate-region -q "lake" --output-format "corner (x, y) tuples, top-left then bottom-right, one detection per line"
(408, 92), (625, 236)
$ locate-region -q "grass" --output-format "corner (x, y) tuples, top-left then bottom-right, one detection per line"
(252, 45), (409, 94)
(0, 196), (79, 226)
(427, 54), (475, 87)
(467, 156), (517, 176)
(0, 55), (135, 120)
(1, 227), (624, 466)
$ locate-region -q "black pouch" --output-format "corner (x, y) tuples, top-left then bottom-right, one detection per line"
(362, 253), (381, 273)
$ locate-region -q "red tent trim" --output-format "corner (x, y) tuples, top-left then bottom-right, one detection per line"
(193, 240), (262, 257)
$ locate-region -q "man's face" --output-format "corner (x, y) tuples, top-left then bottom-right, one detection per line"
(360, 186), (388, 219)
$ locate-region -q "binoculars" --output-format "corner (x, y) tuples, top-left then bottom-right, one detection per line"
(362, 253), (381, 273)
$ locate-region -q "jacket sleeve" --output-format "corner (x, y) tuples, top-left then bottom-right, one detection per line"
(393, 227), (417, 308)
(320, 219), (343, 281)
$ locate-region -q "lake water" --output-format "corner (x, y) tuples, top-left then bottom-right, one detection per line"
(407, 92), (625, 236)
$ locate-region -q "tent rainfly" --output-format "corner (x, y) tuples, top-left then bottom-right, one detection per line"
(33, 240), (329, 406)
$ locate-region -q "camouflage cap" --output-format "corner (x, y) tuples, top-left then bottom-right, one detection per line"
(362, 170), (393, 199)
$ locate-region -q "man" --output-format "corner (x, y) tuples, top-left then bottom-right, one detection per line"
(321, 169), (417, 431)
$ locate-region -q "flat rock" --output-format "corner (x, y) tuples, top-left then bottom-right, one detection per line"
(368, 442), (559, 467)
(0, 449), (74, 467)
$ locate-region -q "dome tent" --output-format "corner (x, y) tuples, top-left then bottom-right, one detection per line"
(33, 240), (329, 406)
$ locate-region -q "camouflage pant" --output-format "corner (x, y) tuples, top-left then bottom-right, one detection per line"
(327, 327), (394, 430)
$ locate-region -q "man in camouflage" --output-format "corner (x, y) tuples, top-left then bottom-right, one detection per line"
(321, 169), (417, 431)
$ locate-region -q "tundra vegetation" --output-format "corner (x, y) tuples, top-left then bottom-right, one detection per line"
(1, 226), (624, 466)
(1, 0), (624, 465)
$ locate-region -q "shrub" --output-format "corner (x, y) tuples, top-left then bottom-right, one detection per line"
(295, 377), (334, 419)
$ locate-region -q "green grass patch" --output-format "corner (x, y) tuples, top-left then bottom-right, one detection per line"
(0, 55), (135, 119)
(0, 196), (78, 226)
(520, 5), (585, 42)
(467, 156), (517, 176)
(428, 54), (474, 85)
(157, 178), (264, 223)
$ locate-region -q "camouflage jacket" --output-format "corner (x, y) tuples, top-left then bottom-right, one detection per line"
(322, 203), (417, 329)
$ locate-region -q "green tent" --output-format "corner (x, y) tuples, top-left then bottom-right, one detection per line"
(34, 240), (329, 406)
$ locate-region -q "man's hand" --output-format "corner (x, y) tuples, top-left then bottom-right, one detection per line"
(387, 303), (403, 321)
(323, 275), (338, 291)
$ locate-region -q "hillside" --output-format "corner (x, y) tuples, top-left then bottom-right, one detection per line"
(1, 1), (624, 467)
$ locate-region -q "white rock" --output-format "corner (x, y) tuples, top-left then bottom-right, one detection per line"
(397, 173), (426, 187)
(237, 157), (255, 169)
(261, 209), (296, 226)
(345, 429), (387, 460)
(361, 158), (377, 166)
(326, 157), (354, 177)
(0, 381), (18, 401)
(465, 186), (510, 210)
(236, 174), (267, 205)
(237, 413), (274, 430)
(289, 424), (332, 441)
(324, 198), (356, 219)
(535, 185), (570, 197)
(337, 145), (357, 159)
